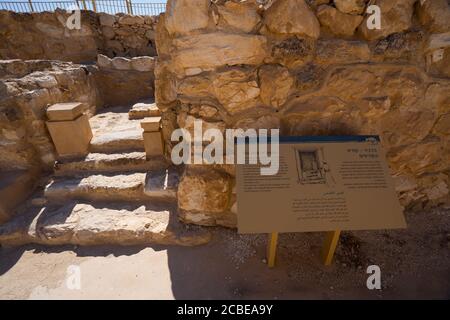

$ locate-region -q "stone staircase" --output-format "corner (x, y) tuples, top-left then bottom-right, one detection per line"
(0, 104), (211, 247)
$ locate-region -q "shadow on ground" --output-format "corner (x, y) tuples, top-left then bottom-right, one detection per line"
(0, 207), (449, 299)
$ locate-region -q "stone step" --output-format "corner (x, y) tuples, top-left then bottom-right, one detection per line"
(89, 128), (144, 153)
(128, 102), (161, 120)
(89, 107), (144, 153)
(0, 202), (211, 246)
(44, 170), (179, 202)
(54, 152), (169, 175)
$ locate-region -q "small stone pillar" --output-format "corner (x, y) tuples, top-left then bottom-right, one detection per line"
(141, 117), (164, 157)
(46, 102), (93, 157)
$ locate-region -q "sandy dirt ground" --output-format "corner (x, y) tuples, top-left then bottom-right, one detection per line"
(0, 207), (449, 300)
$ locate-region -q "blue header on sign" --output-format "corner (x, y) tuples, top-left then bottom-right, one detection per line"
(235, 135), (381, 144)
(278, 135), (380, 143)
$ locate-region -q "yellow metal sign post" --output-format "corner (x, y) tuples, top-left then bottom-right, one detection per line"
(266, 230), (341, 268)
(267, 233), (278, 268)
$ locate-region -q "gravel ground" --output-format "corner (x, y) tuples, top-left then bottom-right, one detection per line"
(0, 207), (448, 299)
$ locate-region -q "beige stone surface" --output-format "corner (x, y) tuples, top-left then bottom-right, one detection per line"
(317, 5), (363, 37)
(89, 108), (144, 153)
(97, 54), (112, 68)
(315, 39), (371, 65)
(54, 152), (168, 175)
(111, 57), (131, 70)
(0, 170), (38, 224)
(417, 0), (450, 33)
(46, 114), (93, 157)
(264, 0), (320, 38)
(359, 0), (416, 40)
(0, 11), (158, 63)
(46, 102), (85, 121)
(177, 113), (226, 137)
(259, 65), (294, 109)
(165, 0), (210, 36)
(334, 0), (366, 15)
(171, 33), (268, 74)
(217, 1), (261, 33)
(178, 166), (232, 215)
(212, 68), (261, 115)
(143, 131), (165, 157)
(129, 102), (161, 120)
(44, 173), (146, 202)
(141, 117), (162, 132)
(0, 202), (211, 246)
(130, 56), (155, 72)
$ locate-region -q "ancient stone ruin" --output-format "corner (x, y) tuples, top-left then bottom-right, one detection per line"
(0, 0), (449, 247)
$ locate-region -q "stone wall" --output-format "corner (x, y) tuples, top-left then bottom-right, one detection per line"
(0, 10), (158, 63)
(0, 59), (100, 172)
(94, 54), (155, 106)
(155, 0), (450, 227)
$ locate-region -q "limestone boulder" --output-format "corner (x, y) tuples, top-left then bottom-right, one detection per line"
(177, 113), (226, 138)
(165, 0), (210, 36)
(101, 26), (115, 40)
(234, 115), (281, 130)
(130, 56), (155, 72)
(198, 105), (219, 119)
(264, 0), (320, 39)
(317, 5), (363, 37)
(105, 40), (124, 55)
(212, 68), (261, 115)
(217, 1), (261, 33)
(154, 61), (177, 107)
(111, 57), (131, 70)
(258, 65), (294, 109)
(417, 0), (450, 33)
(128, 102), (161, 120)
(177, 73), (213, 102)
(97, 54), (112, 68)
(334, 0), (366, 15)
(35, 75), (58, 88)
(178, 166), (232, 214)
(359, 0), (416, 41)
(372, 31), (425, 63)
(118, 15), (145, 26)
(155, 13), (172, 57)
(315, 39), (371, 65)
(99, 13), (116, 27)
(171, 32), (268, 75)
(269, 36), (315, 68)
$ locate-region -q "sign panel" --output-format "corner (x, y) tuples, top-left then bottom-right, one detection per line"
(236, 136), (406, 233)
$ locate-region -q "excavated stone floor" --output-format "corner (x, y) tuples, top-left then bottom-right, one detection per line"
(0, 103), (208, 248)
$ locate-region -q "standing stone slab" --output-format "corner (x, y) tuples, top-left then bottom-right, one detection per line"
(46, 102), (85, 121)
(46, 111), (93, 157)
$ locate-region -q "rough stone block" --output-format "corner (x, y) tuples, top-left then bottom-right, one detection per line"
(46, 102), (85, 121)
(129, 102), (161, 120)
(143, 131), (164, 157)
(141, 117), (162, 132)
(111, 57), (131, 70)
(46, 114), (93, 157)
(130, 56), (155, 72)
